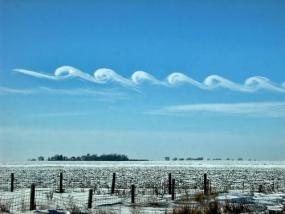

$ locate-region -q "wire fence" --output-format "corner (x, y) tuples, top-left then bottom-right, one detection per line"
(0, 168), (285, 213)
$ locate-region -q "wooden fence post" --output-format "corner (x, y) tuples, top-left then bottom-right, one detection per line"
(208, 179), (211, 194)
(59, 172), (64, 193)
(30, 183), (36, 210)
(168, 173), (172, 194)
(131, 185), (135, 204)
(10, 173), (14, 192)
(111, 173), (116, 194)
(171, 179), (175, 200)
(204, 173), (208, 195)
(258, 184), (263, 193)
(154, 186), (158, 196)
(88, 189), (93, 209)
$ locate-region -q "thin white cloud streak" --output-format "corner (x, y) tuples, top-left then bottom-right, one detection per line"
(0, 87), (126, 100)
(15, 69), (61, 80)
(147, 102), (285, 118)
(0, 87), (35, 94)
(14, 66), (285, 93)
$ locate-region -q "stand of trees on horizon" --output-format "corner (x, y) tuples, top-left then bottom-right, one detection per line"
(165, 157), (203, 161)
(164, 157), (253, 161)
(30, 153), (147, 161)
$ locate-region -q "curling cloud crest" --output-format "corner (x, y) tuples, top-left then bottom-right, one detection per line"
(14, 66), (285, 93)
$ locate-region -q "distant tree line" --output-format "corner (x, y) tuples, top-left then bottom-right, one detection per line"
(48, 153), (129, 161)
(164, 157), (252, 161)
(32, 153), (139, 161)
(165, 157), (203, 161)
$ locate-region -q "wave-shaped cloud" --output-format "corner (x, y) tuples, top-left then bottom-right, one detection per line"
(14, 66), (285, 93)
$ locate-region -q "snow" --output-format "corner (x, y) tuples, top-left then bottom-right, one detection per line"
(1, 161), (285, 213)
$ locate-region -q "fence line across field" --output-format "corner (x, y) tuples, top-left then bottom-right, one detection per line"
(0, 171), (284, 212)
(2, 171), (284, 193)
(4, 172), (214, 194)
(0, 172), (211, 212)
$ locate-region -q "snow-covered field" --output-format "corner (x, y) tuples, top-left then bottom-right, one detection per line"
(0, 161), (285, 213)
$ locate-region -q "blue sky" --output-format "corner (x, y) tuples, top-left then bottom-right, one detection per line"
(0, 0), (285, 160)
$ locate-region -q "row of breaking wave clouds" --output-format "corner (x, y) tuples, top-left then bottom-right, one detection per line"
(14, 66), (285, 93)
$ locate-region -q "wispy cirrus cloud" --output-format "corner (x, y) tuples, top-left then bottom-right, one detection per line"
(147, 102), (285, 118)
(0, 86), (127, 100)
(14, 66), (285, 93)
(0, 87), (36, 95)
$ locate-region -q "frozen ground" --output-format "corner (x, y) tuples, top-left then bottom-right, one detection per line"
(0, 161), (285, 213)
